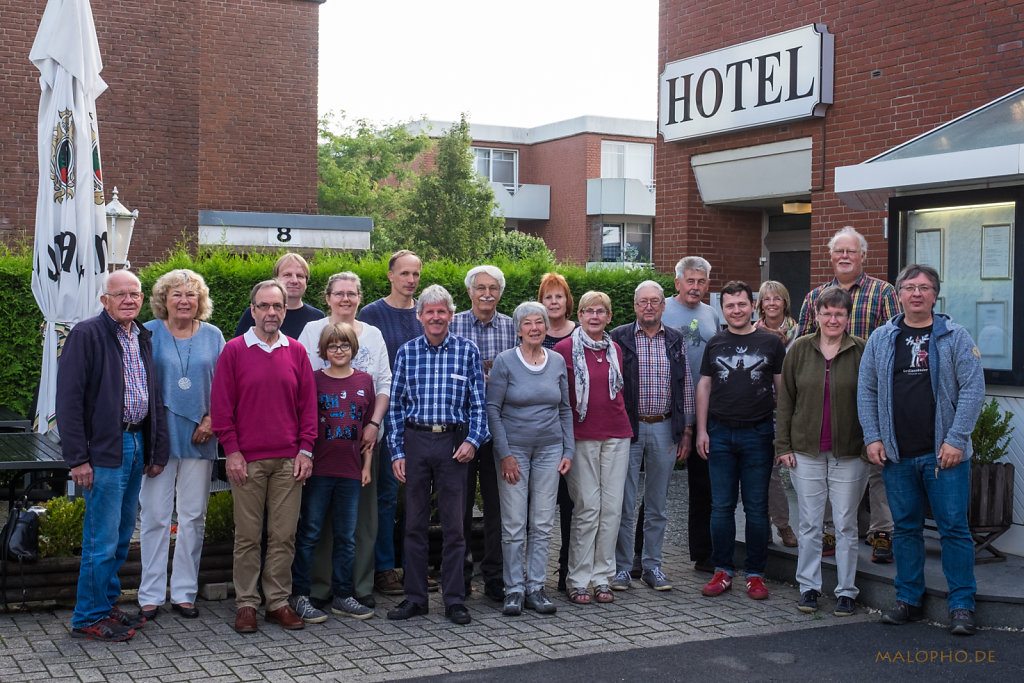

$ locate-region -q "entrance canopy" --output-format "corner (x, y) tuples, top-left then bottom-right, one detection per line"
(835, 86), (1024, 211)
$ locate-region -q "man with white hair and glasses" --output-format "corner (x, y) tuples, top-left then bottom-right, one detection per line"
(450, 265), (516, 602)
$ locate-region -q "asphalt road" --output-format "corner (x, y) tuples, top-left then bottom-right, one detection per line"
(410, 620), (1024, 682)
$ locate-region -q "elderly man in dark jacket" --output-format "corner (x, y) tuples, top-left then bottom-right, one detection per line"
(56, 270), (169, 642)
(609, 280), (695, 593)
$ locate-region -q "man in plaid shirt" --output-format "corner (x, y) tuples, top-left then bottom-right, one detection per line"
(57, 270), (169, 641)
(797, 226), (901, 563)
(609, 281), (695, 593)
(449, 265), (516, 603)
(385, 284), (488, 625)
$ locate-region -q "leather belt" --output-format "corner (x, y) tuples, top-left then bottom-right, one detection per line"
(406, 421), (463, 433)
(122, 421), (145, 432)
(638, 413), (672, 424)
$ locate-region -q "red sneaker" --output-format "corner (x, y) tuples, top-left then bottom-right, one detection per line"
(746, 576), (769, 600)
(701, 571), (732, 597)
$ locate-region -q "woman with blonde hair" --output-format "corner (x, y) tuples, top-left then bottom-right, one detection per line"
(553, 291), (632, 605)
(139, 269), (225, 620)
(755, 280), (799, 548)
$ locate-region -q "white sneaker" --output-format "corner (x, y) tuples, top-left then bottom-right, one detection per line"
(290, 595), (328, 623)
(332, 596), (374, 620)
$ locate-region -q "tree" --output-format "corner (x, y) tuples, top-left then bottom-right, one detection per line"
(316, 112), (430, 226)
(390, 115), (506, 262)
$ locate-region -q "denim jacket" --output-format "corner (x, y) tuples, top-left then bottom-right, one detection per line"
(857, 313), (985, 463)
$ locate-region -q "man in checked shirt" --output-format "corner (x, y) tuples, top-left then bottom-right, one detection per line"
(384, 284), (489, 625)
(797, 226), (901, 563)
(449, 265), (516, 603)
(609, 280), (695, 593)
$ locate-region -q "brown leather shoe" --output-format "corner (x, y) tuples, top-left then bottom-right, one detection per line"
(265, 604), (305, 630)
(234, 607), (258, 633)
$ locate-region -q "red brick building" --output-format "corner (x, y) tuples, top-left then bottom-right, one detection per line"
(0, 0), (322, 265)
(656, 0), (1024, 311)
(657, 1), (1024, 550)
(413, 118), (657, 265)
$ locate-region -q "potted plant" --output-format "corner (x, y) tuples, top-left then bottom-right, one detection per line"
(968, 398), (1016, 563)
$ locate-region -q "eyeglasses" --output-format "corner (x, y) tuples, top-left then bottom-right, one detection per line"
(635, 299), (663, 309)
(581, 308), (608, 317)
(326, 343), (352, 353)
(254, 302), (285, 312)
(899, 284), (935, 294)
(473, 285), (501, 294)
(831, 248), (860, 256)
(329, 291), (360, 299)
(105, 291), (143, 301)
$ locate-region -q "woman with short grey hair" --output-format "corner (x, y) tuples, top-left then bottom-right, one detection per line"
(487, 301), (573, 616)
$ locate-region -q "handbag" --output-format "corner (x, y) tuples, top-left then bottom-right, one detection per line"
(1, 499), (41, 609)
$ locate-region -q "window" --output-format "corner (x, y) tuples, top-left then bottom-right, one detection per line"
(472, 147), (517, 191)
(601, 141), (654, 188)
(602, 222), (652, 263)
(893, 188), (1022, 384)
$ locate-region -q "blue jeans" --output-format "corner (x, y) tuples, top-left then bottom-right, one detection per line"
(881, 454), (975, 611)
(375, 430), (400, 571)
(706, 418), (773, 576)
(292, 475), (361, 598)
(616, 419), (677, 572)
(72, 431), (145, 628)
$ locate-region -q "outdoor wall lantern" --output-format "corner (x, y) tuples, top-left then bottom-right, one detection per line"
(104, 186), (138, 270)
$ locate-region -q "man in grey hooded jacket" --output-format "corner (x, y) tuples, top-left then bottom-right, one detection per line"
(858, 264), (985, 636)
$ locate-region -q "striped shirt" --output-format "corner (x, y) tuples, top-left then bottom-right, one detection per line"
(449, 310), (517, 363)
(386, 332), (490, 461)
(634, 323), (672, 416)
(797, 271), (901, 339)
(115, 319), (149, 423)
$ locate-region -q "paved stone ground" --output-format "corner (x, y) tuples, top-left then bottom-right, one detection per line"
(0, 471), (874, 682)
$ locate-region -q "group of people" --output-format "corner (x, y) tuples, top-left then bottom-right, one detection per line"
(55, 226), (986, 642)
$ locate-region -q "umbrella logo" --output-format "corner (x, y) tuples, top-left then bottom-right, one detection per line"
(91, 113), (103, 205)
(50, 109), (76, 203)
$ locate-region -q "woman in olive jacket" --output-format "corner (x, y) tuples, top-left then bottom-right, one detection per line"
(774, 286), (867, 618)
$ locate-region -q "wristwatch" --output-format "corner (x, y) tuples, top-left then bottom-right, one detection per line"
(299, 449), (313, 461)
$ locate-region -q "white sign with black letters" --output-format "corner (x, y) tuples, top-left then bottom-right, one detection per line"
(660, 24), (834, 142)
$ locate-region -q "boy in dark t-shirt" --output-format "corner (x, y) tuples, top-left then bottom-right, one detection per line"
(695, 281), (785, 602)
(290, 322), (374, 623)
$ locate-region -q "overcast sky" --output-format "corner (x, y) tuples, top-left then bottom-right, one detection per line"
(318, 0), (658, 128)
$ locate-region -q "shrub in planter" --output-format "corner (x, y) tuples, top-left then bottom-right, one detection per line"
(971, 398), (1015, 465)
(204, 490), (234, 543)
(37, 496), (85, 558)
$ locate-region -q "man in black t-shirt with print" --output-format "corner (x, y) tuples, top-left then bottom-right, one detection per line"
(859, 264), (985, 636)
(695, 281), (785, 602)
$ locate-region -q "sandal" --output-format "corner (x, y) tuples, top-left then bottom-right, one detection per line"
(594, 585), (614, 603)
(568, 588), (591, 605)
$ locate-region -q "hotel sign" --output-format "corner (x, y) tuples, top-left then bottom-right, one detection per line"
(659, 24), (834, 142)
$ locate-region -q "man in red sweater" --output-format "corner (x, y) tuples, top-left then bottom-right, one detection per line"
(211, 280), (318, 633)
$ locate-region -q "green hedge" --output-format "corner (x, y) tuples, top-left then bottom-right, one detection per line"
(0, 251), (45, 416)
(138, 248), (675, 334)
(0, 246), (675, 417)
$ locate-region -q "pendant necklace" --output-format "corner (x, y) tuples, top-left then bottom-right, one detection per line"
(589, 348), (604, 363)
(173, 321), (195, 390)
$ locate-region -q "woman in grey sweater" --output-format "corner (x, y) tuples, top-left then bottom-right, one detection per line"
(487, 301), (574, 617)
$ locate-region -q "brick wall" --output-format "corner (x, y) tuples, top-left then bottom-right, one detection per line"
(0, 0), (319, 266)
(657, 0), (1024, 287)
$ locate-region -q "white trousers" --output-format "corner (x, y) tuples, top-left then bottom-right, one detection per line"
(565, 438), (630, 590)
(789, 451), (868, 598)
(138, 458), (214, 606)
